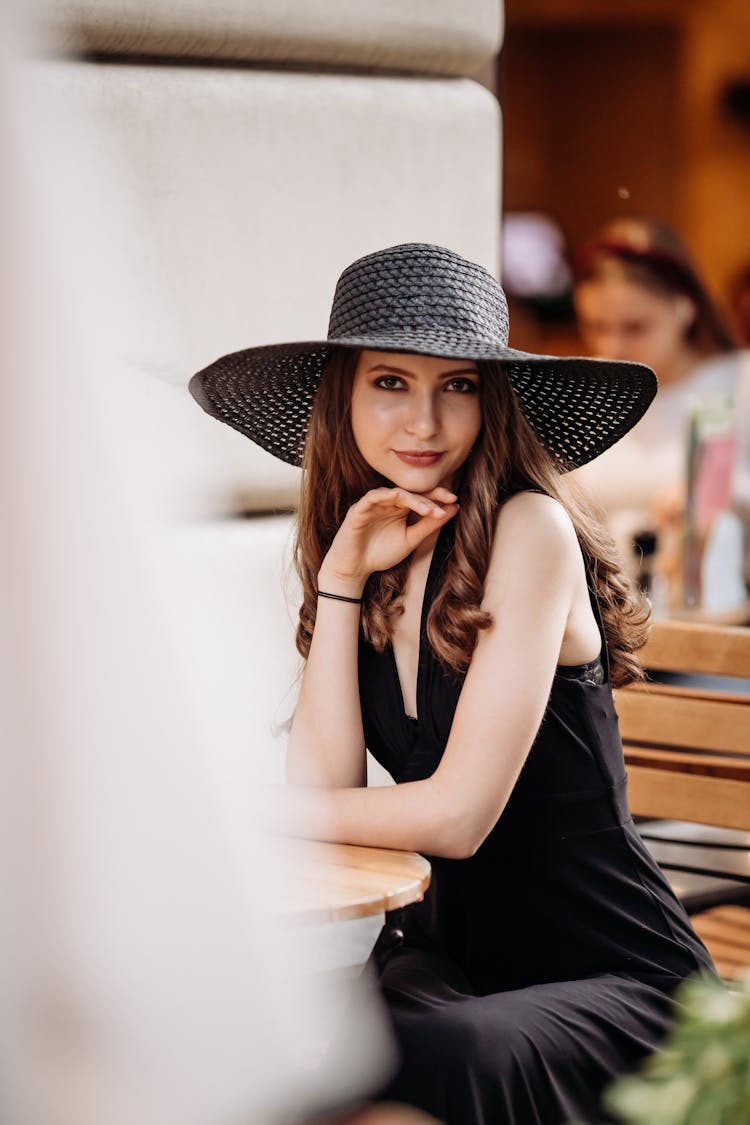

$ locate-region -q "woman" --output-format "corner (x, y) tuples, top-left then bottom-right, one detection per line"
(573, 218), (736, 386)
(571, 218), (746, 592)
(191, 243), (713, 1125)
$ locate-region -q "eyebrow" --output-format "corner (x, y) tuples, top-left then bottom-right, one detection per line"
(365, 362), (480, 379)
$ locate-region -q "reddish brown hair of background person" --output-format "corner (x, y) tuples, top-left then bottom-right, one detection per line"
(573, 218), (736, 358)
(294, 349), (650, 688)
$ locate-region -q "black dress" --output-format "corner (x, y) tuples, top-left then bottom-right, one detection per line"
(358, 517), (714, 1125)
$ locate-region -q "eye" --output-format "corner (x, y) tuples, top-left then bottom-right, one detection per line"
(373, 375), (405, 390)
(445, 377), (479, 394)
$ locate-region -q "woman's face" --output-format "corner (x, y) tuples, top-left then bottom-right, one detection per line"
(350, 350), (482, 494)
(574, 274), (695, 378)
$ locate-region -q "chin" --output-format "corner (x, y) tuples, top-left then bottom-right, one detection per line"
(389, 470), (448, 493)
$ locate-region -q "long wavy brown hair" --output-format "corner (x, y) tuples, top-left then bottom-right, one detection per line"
(294, 349), (650, 687)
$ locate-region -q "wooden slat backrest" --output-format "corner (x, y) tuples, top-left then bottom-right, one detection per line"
(624, 764), (750, 831)
(616, 620), (750, 831)
(640, 620), (750, 676)
(615, 686), (750, 755)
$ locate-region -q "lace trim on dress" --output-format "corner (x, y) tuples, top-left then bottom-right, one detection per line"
(555, 655), (606, 685)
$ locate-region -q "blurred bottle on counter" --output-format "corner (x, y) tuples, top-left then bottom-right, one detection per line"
(683, 389), (749, 614)
(632, 529), (658, 597)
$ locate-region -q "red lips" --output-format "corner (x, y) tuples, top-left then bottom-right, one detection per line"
(393, 450), (444, 466)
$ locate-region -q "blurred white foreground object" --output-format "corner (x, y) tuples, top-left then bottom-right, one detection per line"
(0, 13), (391, 1125)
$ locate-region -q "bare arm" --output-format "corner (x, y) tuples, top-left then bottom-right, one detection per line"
(286, 590), (366, 788)
(286, 486), (458, 788)
(284, 494), (584, 857)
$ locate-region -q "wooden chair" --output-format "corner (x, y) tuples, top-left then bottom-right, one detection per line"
(616, 619), (750, 980)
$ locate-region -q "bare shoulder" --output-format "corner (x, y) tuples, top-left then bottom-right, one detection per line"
(479, 491), (583, 636)
(480, 491), (581, 611)
(493, 491), (579, 559)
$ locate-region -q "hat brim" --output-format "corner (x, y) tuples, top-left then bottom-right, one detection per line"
(189, 337), (657, 471)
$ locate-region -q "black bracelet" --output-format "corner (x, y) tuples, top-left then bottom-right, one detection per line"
(316, 589), (363, 605)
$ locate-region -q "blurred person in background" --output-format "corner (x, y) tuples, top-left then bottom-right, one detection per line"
(570, 217), (750, 608)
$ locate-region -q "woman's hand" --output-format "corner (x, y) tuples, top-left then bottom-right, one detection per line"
(318, 486), (459, 593)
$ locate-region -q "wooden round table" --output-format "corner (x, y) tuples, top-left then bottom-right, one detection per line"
(278, 840), (431, 924)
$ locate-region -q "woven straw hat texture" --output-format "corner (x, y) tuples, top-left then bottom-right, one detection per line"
(190, 243), (657, 470)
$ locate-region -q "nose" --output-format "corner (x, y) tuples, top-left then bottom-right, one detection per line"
(589, 331), (628, 362)
(605, 339), (636, 362)
(405, 389), (439, 439)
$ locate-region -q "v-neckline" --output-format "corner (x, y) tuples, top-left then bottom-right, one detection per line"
(388, 522), (449, 724)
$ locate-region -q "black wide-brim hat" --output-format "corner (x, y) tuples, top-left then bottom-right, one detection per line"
(190, 242), (656, 470)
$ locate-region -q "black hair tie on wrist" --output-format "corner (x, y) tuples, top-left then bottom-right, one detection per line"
(316, 589), (363, 605)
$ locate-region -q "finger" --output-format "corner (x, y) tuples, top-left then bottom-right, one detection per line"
(424, 487), (459, 504)
(399, 493), (448, 518)
(388, 488), (458, 517)
(356, 488), (444, 519)
(352, 486), (402, 510)
(356, 485), (455, 510)
(354, 486), (421, 512)
(404, 503), (460, 548)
